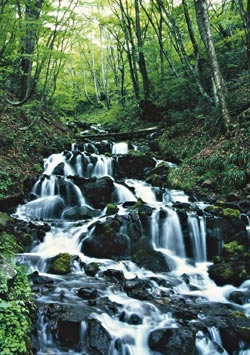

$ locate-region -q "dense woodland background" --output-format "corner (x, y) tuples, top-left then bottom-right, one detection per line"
(0, 0), (250, 198)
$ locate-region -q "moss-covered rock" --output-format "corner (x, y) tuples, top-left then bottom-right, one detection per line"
(208, 239), (250, 286)
(105, 203), (119, 216)
(49, 253), (72, 275)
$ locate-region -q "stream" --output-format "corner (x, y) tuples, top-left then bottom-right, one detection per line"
(13, 139), (250, 355)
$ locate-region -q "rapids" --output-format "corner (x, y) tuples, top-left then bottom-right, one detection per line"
(13, 140), (250, 355)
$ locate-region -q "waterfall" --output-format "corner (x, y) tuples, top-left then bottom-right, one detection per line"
(150, 206), (186, 258)
(112, 142), (128, 155)
(92, 156), (113, 177)
(113, 182), (137, 203)
(188, 213), (207, 262)
(13, 140), (250, 355)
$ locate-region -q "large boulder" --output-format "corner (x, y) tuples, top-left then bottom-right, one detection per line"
(81, 218), (130, 259)
(62, 205), (101, 220)
(47, 253), (72, 275)
(208, 239), (250, 286)
(114, 154), (156, 179)
(86, 316), (113, 355)
(148, 327), (196, 355)
(131, 236), (173, 273)
(69, 176), (115, 209)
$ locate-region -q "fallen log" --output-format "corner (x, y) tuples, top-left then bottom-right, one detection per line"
(77, 126), (162, 141)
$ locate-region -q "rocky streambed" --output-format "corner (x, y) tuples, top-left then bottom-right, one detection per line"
(1, 139), (250, 355)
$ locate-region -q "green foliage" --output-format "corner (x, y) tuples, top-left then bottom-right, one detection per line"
(0, 232), (23, 259)
(0, 265), (33, 355)
(0, 172), (14, 199)
(223, 208), (241, 219)
(0, 300), (32, 355)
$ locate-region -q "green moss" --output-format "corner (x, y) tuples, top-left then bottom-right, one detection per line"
(223, 240), (244, 256)
(223, 208), (241, 218)
(50, 253), (72, 275)
(231, 311), (247, 318)
(205, 205), (224, 216)
(106, 203), (119, 216)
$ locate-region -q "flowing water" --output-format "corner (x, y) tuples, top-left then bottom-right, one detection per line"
(13, 141), (250, 355)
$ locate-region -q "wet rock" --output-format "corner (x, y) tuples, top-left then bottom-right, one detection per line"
(131, 236), (172, 273)
(208, 239), (250, 286)
(123, 278), (155, 300)
(229, 290), (250, 305)
(115, 154), (156, 179)
(57, 320), (82, 349)
(86, 316), (113, 355)
(62, 205), (101, 220)
(28, 271), (54, 284)
(48, 252), (72, 275)
(103, 269), (125, 282)
(148, 327), (196, 355)
(71, 176), (115, 209)
(119, 311), (143, 325)
(52, 162), (65, 175)
(105, 203), (119, 216)
(83, 262), (100, 276)
(82, 218), (130, 259)
(77, 287), (98, 300)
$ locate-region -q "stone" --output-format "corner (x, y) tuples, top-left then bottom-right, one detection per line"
(148, 327), (196, 355)
(86, 316), (113, 355)
(77, 287), (98, 300)
(48, 253), (72, 275)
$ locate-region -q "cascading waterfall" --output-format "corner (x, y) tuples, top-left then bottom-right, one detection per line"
(150, 207), (186, 258)
(188, 212), (207, 262)
(13, 140), (250, 355)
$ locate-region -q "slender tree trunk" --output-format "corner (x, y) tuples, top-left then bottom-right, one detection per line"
(194, 0), (231, 131)
(134, 0), (150, 99)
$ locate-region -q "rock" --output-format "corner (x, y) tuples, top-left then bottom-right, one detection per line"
(70, 176), (115, 209)
(48, 253), (72, 275)
(84, 262), (99, 276)
(86, 316), (113, 355)
(52, 162), (65, 175)
(148, 327), (196, 355)
(57, 320), (82, 348)
(131, 236), (172, 273)
(208, 240), (250, 286)
(105, 203), (119, 216)
(28, 271), (54, 284)
(123, 278), (155, 300)
(103, 269), (125, 283)
(82, 218), (130, 259)
(77, 287), (98, 300)
(115, 154), (156, 179)
(0, 195), (24, 213)
(229, 290), (250, 305)
(62, 205), (101, 220)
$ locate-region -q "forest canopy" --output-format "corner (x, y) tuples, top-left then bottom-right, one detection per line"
(0, 0), (249, 132)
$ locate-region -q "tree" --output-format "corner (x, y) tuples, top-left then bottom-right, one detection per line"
(194, 0), (231, 131)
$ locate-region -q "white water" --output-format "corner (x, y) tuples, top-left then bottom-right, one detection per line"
(188, 213), (207, 262)
(112, 142), (128, 155)
(14, 141), (250, 355)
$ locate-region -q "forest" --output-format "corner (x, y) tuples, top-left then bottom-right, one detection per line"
(0, 0), (250, 354)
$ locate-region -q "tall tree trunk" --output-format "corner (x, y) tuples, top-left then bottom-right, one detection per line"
(194, 0), (231, 131)
(134, 0), (150, 99)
